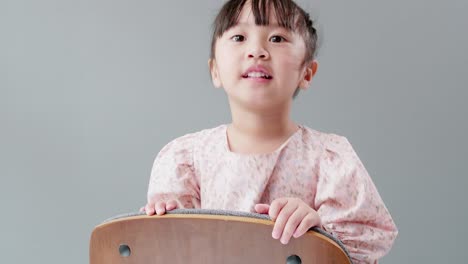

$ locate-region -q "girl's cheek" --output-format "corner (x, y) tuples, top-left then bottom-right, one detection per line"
(283, 57), (301, 70)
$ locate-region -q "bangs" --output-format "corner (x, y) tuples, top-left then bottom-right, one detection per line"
(213, 0), (307, 38)
(210, 0), (317, 62)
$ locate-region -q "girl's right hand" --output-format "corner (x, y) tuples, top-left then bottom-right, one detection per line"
(140, 200), (178, 216)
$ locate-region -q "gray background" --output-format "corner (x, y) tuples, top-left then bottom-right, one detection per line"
(1, 0), (467, 263)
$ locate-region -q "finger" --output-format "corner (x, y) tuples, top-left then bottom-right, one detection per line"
(145, 202), (155, 216)
(166, 200), (178, 211)
(139, 206), (145, 213)
(254, 204), (270, 214)
(272, 202), (298, 240)
(155, 201), (167, 215)
(268, 198), (289, 221)
(281, 209), (308, 244)
(293, 213), (321, 238)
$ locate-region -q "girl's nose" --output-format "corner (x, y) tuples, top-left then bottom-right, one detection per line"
(247, 46), (270, 60)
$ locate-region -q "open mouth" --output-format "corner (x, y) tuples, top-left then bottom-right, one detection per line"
(242, 72), (273, 79)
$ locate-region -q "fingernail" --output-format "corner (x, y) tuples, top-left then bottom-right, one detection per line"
(281, 237), (288, 244)
(272, 231), (279, 239)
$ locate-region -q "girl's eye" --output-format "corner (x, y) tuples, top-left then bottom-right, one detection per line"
(231, 35), (245, 42)
(270, 35), (285, 43)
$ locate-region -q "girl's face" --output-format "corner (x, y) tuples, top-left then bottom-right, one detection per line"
(209, 4), (317, 112)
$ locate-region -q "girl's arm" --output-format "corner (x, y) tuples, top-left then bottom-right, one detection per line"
(145, 133), (201, 215)
(315, 135), (398, 264)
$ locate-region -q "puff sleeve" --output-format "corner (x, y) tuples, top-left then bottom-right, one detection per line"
(146, 133), (201, 209)
(315, 135), (398, 264)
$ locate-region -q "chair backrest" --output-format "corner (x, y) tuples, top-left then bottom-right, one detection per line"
(90, 209), (352, 264)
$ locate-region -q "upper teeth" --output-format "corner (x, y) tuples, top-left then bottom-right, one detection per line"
(246, 72), (270, 78)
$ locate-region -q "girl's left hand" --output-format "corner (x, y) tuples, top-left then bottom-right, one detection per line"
(254, 197), (321, 245)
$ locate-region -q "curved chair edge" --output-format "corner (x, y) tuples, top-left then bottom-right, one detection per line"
(98, 209), (353, 264)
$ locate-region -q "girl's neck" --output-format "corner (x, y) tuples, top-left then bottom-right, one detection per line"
(227, 107), (299, 154)
(229, 119), (297, 139)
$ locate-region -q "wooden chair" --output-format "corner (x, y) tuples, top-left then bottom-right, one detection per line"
(90, 209), (353, 264)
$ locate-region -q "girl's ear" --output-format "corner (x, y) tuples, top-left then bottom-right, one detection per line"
(208, 58), (222, 88)
(298, 60), (318, 90)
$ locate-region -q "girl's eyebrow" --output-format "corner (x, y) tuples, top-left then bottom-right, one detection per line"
(232, 22), (290, 31)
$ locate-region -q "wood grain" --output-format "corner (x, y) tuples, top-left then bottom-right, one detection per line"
(90, 214), (351, 264)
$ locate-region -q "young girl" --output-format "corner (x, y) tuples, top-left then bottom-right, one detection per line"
(141, 0), (398, 263)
